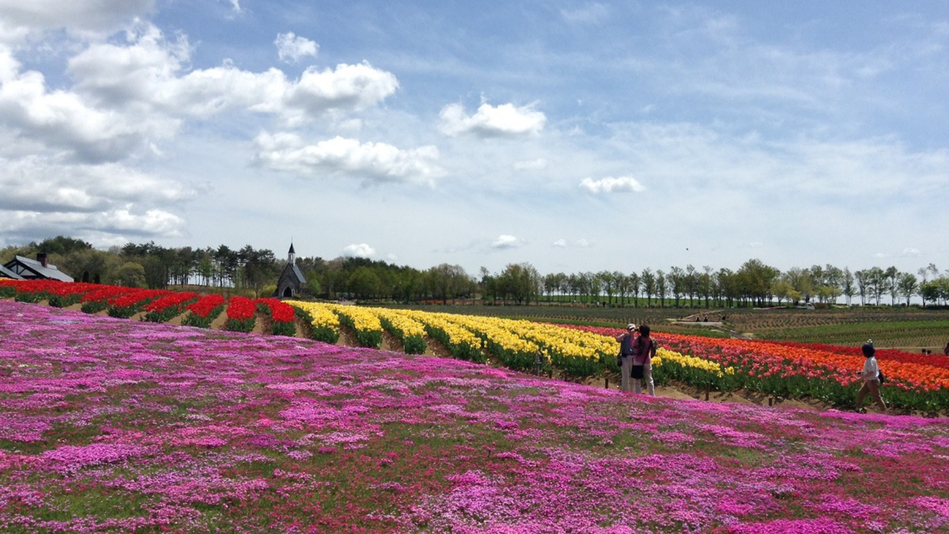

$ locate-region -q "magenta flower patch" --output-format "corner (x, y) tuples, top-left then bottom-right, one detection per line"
(0, 299), (948, 532)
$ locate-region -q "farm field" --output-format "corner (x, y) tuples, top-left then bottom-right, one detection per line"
(3, 280), (949, 414)
(390, 303), (949, 351)
(1, 299), (949, 533)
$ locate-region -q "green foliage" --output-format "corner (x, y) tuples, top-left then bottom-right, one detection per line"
(224, 317), (256, 333)
(107, 305), (139, 319)
(403, 334), (427, 355)
(48, 294), (83, 308)
(14, 291), (46, 303)
(80, 301), (109, 314)
(113, 262), (146, 288)
(181, 306), (225, 328)
(271, 321), (296, 337)
(309, 324), (339, 344)
(143, 297), (198, 323)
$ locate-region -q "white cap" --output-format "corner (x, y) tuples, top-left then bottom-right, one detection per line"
(627, 323), (636, 331)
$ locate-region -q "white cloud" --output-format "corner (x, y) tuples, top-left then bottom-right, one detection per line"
(97, 208), (185, 236)
(491, 235), (520, 249)
(286, 62), (399, 117)
(0, 156), (195, 212)
(0, 0), (155, 39)
(0, 43), (173, 162)
(0, 206), (185, 240)
(254, 133), (443, 186)
(275, 32), (318, 64)
(222, 0), (241, 13)
(552, 238), (591, 249)
(66, 24), (398, 123)
(900, 248), (921, 257)
(561, 3), (609, 24)
(439, 102), (546, 138)
(579, 176), (646, 194)
(514, 158), (548, 170)
(342, 243), (375, 258)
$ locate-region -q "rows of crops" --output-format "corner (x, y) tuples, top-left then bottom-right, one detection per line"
(288, 300), (949, 413)
(0, 279), (298, 335)
(3, 279), (948, 413)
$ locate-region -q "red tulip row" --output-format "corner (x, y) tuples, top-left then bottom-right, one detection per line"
(224, 296), (257, 333)
(143, 292), (200, 323)
(556, 324), (949, 412)
(767, 341), (949, 370)
(255, 298), (297, 336)
(0, 279), (101, 307)
(181, 294), (226, 328)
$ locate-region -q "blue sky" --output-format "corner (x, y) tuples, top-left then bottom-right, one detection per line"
(1, 0), (948, 278)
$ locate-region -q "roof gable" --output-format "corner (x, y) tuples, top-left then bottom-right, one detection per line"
(4, 255), (74, 282)
(0, 264), (23, 279)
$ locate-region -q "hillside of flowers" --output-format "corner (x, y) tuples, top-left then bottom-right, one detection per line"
(2, 279), (949, 413)
(1, 299), (948, 533)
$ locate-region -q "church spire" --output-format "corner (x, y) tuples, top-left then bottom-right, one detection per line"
(288, 242), (296, 264)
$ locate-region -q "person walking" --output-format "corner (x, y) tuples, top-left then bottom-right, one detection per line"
(614, 324), (637, 393)
(631, 325), (657, 396)
(855, 340), (887, 412)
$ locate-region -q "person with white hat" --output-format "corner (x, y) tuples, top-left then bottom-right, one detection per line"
(614, 324), (638, 393)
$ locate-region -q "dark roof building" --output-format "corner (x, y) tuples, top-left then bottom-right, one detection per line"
(0, 264), (23, 280)
(3, 254), (74, 282)
(274, 243), (307, 299)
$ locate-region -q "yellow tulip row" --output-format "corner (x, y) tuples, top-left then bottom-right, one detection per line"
(437, 313), (540, 356)
(284, 300), (340, 332)
(515, 321), (616, 361)
(364, 307), (426, 339)
(282, 302), (733, 379)
(320, 303), (383, 334)
(397, 310), (483, 350)
(656, 348), (734, 377)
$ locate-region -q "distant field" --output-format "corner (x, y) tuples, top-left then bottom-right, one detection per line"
(724, 308), (949, 350)
(378, 303), (705, 333)
(384, 303), (949, 350)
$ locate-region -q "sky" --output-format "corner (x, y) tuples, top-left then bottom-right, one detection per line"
(1, 0), (948, 277)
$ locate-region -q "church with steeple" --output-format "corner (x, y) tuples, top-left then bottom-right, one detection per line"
(273, 243), (307, 298)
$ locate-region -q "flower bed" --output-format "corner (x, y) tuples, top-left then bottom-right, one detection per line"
(2, 299), (948, 533)
(402, 310), (485, 362)
(181, 294), (226, 328)
(558, 325), (949, 412)
(324, 304), (383, 348)
(659, 332), (949, 413)
(368, 307), (428, 354)
(224, 296), (257, 332)
(285, 300), (340, 343)
(107, 288), (169, 318)
(142, 292), (199, 322)
(255, 298), (296, 336)
(80, 285), (136, 313)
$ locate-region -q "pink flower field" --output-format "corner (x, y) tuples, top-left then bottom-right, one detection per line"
(1, 299), (948, 533)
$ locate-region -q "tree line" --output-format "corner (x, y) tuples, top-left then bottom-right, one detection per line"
(2, 236), (948, 307)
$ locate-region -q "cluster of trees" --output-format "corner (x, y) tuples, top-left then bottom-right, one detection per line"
(532, 261), (949, 308)
(1, 237), (282, 297)
(0, 237), (478, 301)
(3, 236), (949, 307)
